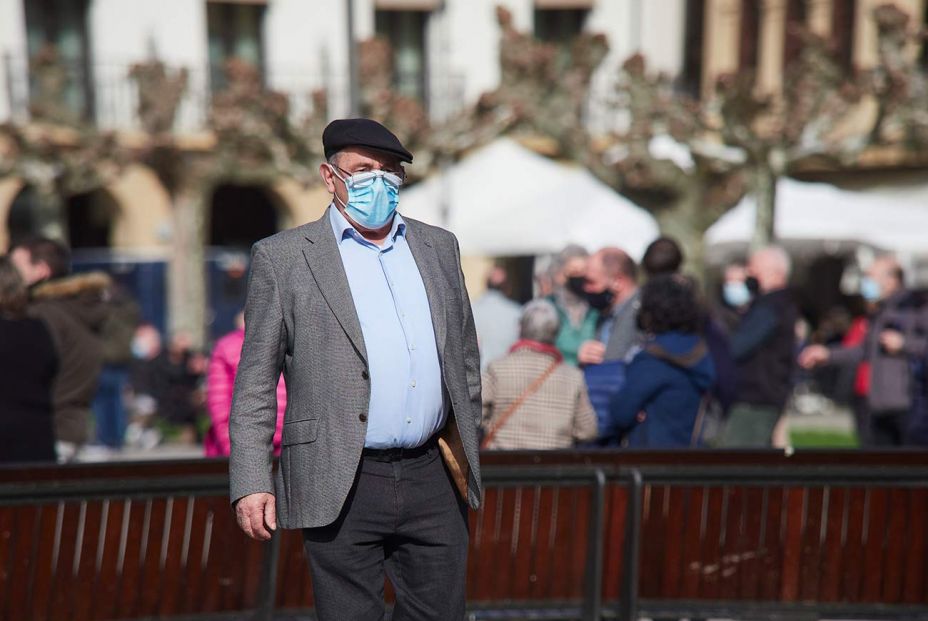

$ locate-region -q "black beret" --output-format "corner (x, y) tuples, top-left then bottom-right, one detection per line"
(322, 118), (413, 163)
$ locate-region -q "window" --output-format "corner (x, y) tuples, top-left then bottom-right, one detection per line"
(679, 0), (706, 98)
(22, 0), (92, 121)
(375, 10), (429, 104)
(832, 0), (856, 71)
(533, 9), (588, 44)
(739, 0), (761, 73)
(784, 0), (807, 69)
(207, 2), (266, 91)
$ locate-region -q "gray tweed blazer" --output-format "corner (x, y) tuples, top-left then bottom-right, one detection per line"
(229, 208), (483, 529)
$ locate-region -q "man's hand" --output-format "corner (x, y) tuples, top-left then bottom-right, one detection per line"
(577, 340), (605, 366)
(798, 345), (830, 369)
(234, 492), (277, 541)
(880, 329), (906, 355)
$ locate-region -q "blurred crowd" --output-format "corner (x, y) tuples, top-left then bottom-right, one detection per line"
(2, 234), (927, 464)
(475, 239), (928, 451)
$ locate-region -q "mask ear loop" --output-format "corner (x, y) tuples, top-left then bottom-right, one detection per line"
(327, 164), (350, 210)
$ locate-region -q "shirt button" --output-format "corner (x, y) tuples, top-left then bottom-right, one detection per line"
(410, 380), (417, 388)
(359, 413), (368, 422)
(409, 344), (416, 351)
(406, 418), (412, 424)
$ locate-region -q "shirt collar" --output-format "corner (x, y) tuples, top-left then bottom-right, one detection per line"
(328, 204), (406, 246)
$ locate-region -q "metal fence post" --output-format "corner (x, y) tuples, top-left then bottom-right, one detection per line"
(582, 468), (607, 621)
(254, 529), (283, 621)
(619, 469), (643, 621)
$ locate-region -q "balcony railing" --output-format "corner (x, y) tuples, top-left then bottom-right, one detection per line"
(1, 54), (467, 133)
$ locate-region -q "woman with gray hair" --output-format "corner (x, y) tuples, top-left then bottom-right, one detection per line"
(481, 300), (598, 449)
(0, 255), (58, 463)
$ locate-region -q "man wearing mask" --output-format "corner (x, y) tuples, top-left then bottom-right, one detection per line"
(800, 255), (928, 446)
(230, 118), (482, 620)
(718, 246), (799, 447)
(577, 247), (641, 365)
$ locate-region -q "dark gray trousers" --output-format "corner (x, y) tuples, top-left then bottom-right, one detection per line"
(302, 443), (469, 621)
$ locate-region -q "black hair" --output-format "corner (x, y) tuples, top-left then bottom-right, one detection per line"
(642, 237), (684, 278)
(12, 236), (71, 279)
(636, 274), (704, 335)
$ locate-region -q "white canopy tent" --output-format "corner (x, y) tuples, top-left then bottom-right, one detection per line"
(705, 177), (928, 257)
(399, 139), (659, 258)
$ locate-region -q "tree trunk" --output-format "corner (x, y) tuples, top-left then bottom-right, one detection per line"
(35, 189), (66, 241)
(652, 187), (707, 280)
(751, 162), (777, 249)
(168, 184), (208, 348)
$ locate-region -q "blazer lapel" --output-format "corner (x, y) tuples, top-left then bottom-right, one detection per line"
(301, 211), (368, 363)
(405, 220), (448, 363)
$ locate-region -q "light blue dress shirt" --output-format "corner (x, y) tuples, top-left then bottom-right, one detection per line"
(329, 207), (446, 449)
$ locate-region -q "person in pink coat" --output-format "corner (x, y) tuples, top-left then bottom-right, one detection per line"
(204, 314), (286, 457)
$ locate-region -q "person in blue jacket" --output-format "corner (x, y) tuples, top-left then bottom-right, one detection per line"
(606, 274), (716, 448)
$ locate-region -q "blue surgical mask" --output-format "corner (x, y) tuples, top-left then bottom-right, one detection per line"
(329, 165), (402, 230)
(723, 281), (751, 308)
(860, 276), (882, 302)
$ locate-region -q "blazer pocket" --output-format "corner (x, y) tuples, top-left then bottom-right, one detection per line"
(282, 418), (319, 446)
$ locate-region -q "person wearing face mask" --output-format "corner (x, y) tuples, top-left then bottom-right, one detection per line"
(717, 260), (751, 334)
(799, 255), (928, 446)
(229, 118), (482, 620)
(577, 247), (641, 366)
(717, 246), (799, 447)
(543, 245), (599, 366)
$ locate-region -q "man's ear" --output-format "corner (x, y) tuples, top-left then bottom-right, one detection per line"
(319, 163), (337, 195)
(35, 262), (52, 284)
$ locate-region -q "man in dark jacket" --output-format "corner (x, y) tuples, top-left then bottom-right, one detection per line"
(718, 246), (799, 447)
(11, 238), (109, 461)
(800, 256), (928, 445)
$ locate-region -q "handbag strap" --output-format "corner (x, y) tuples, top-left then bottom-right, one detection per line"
(482, 359), (560, 449)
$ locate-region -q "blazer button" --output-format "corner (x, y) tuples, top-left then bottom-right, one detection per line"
(359, 413), (368, 422)
(361, 370), (369, 380)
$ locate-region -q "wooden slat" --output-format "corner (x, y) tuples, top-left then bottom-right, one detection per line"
(157, 497), (190, 616)
(798, 487), (825, 601)
(470, 487), (499, 600)
(818, 486), (847, 602)
(549, 486), (576, 599)
(0, 508), (13, 613)
(600, 484), (627, 602)
(719, 486), (745, 600)
(862, 488), (889, 602)
(881, 488), (908, 603)
(26, 504), (58, 621)
(660, 487), (686, 599)
(738, 486), (765, 600)
(510, 486), (537, 600)
(491, 488), (518, 600)
(759, 487), (785, 601)
(201, 496), (240, 613)
(71, 501), (105, 621)
(698, 487), (725, 600)
(91, 499), (127, 620)
(566, 486), (592, 599)
(780, 487), (805, 602)
(902, 489), (927, 603)
(530, 486), (559, 600)
(113, 499), (147, 618)
(842, 488), (867, 602)
(135, 498), (168, 616)
(47, 502), (81, 616)
(639, 485), (666, 598)
(679, 486), (705, 599)
(7, 507), (40, 620)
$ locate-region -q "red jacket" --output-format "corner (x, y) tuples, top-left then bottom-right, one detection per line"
(204, 328), (286, 457)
